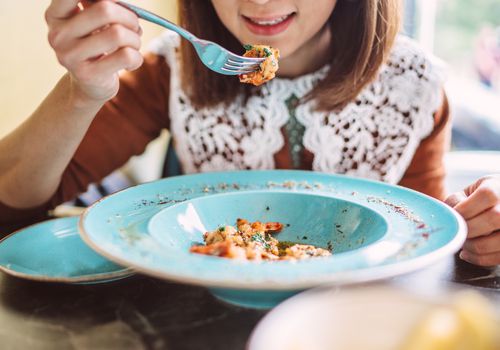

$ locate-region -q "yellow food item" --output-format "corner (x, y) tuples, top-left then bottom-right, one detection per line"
(402, 291), (499, 350)
(239, 44), (279, 86)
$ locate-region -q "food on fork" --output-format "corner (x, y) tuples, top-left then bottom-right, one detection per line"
(239, 45), (280, 86)
(190, 218), (331, 261)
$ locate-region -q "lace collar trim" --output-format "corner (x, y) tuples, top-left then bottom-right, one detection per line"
(148, 31), (444, 184)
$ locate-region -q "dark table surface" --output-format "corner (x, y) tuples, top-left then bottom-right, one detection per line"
(0, 249), (498, 350)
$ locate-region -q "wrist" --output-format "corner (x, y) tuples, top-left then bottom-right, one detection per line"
(63, 73), (112, 111)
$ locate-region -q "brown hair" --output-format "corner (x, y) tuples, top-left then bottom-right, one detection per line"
(178, 0), (401, 111)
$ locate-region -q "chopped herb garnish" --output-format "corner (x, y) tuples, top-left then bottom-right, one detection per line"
(218, 226), (225, 232)
(243, 44), (253, 51)
(251, 233), (270, 249)
(263, 48), (272, 57)
(277, 241), (296, 256)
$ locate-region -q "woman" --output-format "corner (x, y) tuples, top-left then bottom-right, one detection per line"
(0, 0), (499, 266)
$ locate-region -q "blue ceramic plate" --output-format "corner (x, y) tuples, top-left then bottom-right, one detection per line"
(80, 170), (466, 308)
(0, 217), (133, 284)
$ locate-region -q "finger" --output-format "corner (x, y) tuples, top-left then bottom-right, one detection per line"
(48, 2), (141, 53)
(60, 24), (141, 68)
(466, 205), (500, 238)
(463, 231), (500, 255)
(462, 174), (500, 196)
(64, 1), (140, 39)
(454, 181), (500, 219)
(459, 249), (500, 267)
(46, 0), (82, 21)
(96, 48), (144, 76)
(444, 191), (467, 208)
(78, 47), (144, 80)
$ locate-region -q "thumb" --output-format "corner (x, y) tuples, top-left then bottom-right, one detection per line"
(445, 191), (467, 208)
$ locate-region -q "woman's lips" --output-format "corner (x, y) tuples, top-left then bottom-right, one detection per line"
(242, 13), (296, 36)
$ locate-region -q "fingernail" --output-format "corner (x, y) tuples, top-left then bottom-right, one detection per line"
(459, 251), (467, 260)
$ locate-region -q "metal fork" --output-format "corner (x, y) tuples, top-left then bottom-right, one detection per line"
(115, 1), (264, 75)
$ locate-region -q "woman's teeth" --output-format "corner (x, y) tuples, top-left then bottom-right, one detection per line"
(248, 15), (291, 26)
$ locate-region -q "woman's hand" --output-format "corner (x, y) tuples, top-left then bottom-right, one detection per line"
(0, 0), (144, 208)
(45, 0), (143, 106)
(445, 175), (500, 266)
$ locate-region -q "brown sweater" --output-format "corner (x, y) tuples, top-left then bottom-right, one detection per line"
(0, 53), (450, 228)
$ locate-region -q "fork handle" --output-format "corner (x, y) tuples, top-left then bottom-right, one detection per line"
(114, 1), (197, 42)
(117, 1), (195, 41)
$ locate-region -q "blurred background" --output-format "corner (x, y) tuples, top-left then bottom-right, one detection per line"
(0, 1), (499, 201)
(404, 0), (500, 193)
(404, 0), (500, 151)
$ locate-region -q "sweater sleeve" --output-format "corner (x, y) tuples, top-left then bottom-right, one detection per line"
(0, 53), (171, 229)
(398, 92), (451, 200)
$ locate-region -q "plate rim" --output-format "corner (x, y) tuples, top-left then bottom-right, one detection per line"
(79, 170), (467, 290)
(0, 216), (134, 284)
(246, 283), (441, 349)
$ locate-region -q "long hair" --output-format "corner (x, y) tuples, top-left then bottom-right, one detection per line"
(178, 0), (401, 111)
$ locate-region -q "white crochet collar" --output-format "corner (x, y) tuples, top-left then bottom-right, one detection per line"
(149, 32), (444, 184)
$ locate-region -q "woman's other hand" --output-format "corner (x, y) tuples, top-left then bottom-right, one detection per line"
(45, 0), (144, 106)
(445, 175), (500, 266)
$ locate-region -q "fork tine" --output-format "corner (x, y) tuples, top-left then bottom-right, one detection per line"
(222, 65), (258, 73)
(227, 56), (265, 64)
(223, 61), (261, 70)
(223, 63), (261, 72)
(221, 66), (258, 75)
(227, 58), (264, 67)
